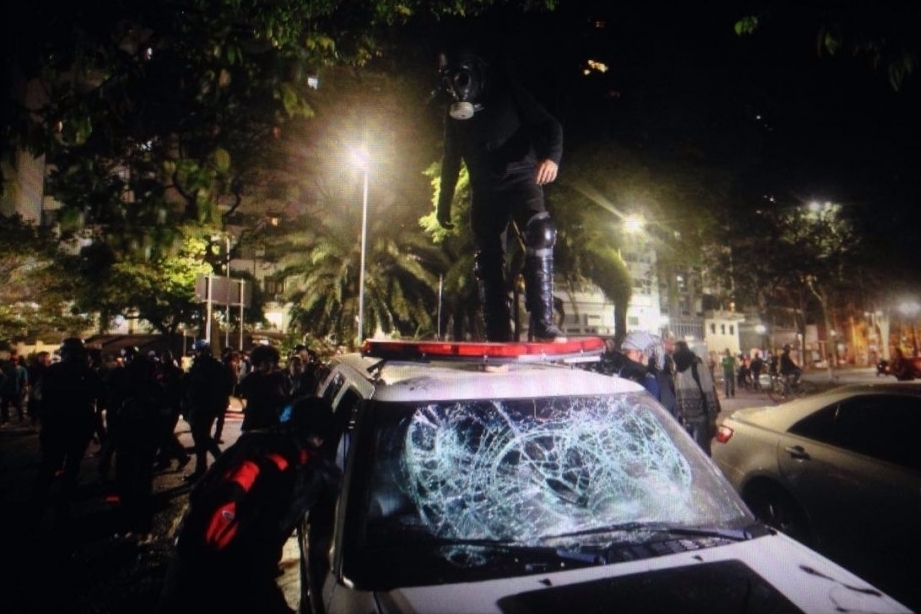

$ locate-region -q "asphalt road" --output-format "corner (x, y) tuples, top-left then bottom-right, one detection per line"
(0, 399), (309, 614)
(716, 365), (883, 413)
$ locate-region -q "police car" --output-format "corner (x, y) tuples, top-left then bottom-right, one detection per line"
(300, 339), (910, 614)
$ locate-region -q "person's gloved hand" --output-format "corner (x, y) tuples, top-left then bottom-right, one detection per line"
(436, 204), (455, 230)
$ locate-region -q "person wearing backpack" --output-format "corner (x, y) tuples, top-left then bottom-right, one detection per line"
(672, 341), (721, 456)
(157, 395), (340, 614)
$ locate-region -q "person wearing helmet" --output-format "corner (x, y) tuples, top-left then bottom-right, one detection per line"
(436, 38), (565, 342)
(618, 332), (661, 399)
(29, 338), (107, 530)
(157, 395), (339, 614)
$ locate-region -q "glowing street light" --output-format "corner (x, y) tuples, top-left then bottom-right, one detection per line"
(353, 146), (370, 345)
(623, 214), (646, 234)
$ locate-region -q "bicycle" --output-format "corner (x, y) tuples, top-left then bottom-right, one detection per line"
(766, 373), (818, 403)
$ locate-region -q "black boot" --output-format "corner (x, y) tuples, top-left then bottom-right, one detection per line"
(524, 256), (566, 342)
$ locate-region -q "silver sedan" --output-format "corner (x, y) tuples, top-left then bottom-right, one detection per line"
(712, 382), (921, 612)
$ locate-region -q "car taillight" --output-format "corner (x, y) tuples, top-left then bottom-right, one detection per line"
(715, 424), (734, 444)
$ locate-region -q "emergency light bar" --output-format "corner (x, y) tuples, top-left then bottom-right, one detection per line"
(361, 338), (605, 364)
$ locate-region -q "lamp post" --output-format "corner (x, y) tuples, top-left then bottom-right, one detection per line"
(354, 147), (370, 346)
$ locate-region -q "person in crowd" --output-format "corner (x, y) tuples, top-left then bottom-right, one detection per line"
(736, 354), (751, 390)
(0, 349), (28, 424)
(26, 350), (52, 426)
(618, 332), (661, 397)
(183, 340), (236, 482)
(720, 348), (736, 398)
(672, 341), (721, 456)
(238, 344), (290, 432)
(154, 350), (192, 472)
(595, 337), (619, 376)
(214, 349), (242, 444)
(97, 345), (142, 485)
(749, 351), (766, 390)
(290, 344), (322, 395)
(29, 338), (107, 530)
(288, 348), (323, 400)
(156, 395), (340, 614)
(779, 343), (803, 383)
(618, 332), (678, 418)
(436, 40), (565, 342)
(108, 349), (165, 543)
(87, 346), (110, 447)
(286, 355), (306, 398)
(890, 346), (914, 381)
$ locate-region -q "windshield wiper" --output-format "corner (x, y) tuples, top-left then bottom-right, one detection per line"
(424, 537), (608, 565)
(541, 521), (754, 542)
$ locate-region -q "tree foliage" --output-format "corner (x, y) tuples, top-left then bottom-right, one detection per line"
(725, 200), (863, 350)
(1, 0), (556, 339)
(0, 215), (92, 341)
(735, 4), (919, 91)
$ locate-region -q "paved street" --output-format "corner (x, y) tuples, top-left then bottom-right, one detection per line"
(716, 365), (882, 413)
(0, 398), (302, 614)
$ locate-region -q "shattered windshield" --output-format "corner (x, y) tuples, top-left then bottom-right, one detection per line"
(359, 391), (748, 556)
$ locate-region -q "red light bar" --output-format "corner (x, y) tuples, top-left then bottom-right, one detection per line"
(361, 338), (605, 363)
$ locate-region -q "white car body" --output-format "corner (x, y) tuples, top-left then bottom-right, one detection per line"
(324, 534), (904, 614)
(302, 343), (911, 614)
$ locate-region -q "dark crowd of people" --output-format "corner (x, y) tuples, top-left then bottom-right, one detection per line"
(594, 333), (810, 456)
(18, 337), (330, 550)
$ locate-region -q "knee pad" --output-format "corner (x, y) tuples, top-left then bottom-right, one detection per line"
(524, 213), (556, 256)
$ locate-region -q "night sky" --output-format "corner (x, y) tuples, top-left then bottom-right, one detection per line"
(434, 3), (921, 262)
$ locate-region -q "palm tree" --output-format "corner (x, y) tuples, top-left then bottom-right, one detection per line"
(281, 192), (447, 349)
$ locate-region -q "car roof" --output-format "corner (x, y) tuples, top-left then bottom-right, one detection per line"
(729, 381), (921, 431)
(330, 352), (645, 404)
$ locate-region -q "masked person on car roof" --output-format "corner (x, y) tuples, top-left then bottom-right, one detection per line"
(436, 38), (565, 342)
(157, 395), (340, 614)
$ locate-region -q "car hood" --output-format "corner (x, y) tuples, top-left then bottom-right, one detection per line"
(725, 402), (809, 432)
(371, 534), (910, 614)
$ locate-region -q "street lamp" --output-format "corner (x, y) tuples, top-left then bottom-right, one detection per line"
(755, 324), (767, 353)
(353, 146), (370, 345)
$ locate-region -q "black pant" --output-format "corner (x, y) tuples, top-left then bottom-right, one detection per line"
(188, 406), (223, 474)
(30, 427), (94, 527)
(0, 392), (24, 422)
(114, 431), (159, 535)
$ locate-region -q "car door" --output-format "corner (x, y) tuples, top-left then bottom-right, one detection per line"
(777, 393), (921, 587)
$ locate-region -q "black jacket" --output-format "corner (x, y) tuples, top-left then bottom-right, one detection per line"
(439, 82), (563, 209)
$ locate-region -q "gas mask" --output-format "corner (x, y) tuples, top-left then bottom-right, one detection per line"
(439, 52), (487, 120)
